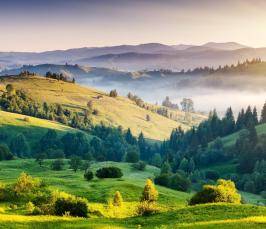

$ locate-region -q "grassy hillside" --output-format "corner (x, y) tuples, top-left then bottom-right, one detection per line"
(0, 160), (189, 207)
(0, 110), (88, 149)
(0, 160), (265, 228)
(0, 75), (206, 140)
(220, 123), (266, 147)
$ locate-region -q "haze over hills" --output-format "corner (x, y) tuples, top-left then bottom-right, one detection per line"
(0, 42), (266, 71)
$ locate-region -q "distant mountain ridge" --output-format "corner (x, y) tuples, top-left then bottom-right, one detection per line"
(0, 42), (265, 71)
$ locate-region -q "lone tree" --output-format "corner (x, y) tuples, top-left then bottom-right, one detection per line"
(113, 191), (123, 207)
(109, 89), (118, 97)
(69, 156), (82, 172)
(141, 179), (158, 202)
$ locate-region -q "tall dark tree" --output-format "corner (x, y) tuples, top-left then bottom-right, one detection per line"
(260, 101), (266, 124)
(10, 134), (30, 157)
(125, 128), (137, 145)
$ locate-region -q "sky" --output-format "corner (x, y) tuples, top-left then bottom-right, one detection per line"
(1, 0), (266, 52)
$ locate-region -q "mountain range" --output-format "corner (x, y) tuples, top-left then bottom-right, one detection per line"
(1, 42), (266, 71)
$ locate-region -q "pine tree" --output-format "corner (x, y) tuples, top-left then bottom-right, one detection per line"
(260, 101), (266, 123)
(160, 161), (171, 174)
(252, 107), (259, 125)
(113, 191), (123, 207)
(141, 179), (158, 202)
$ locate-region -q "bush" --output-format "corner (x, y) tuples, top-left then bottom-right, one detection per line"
(189, 179), (241, 205)
(154, 173), (171, 187)
(109, 90), (118, 97)
(51, 159), (64, 171)
(84, 170), (94, 181)
(54, 196), (88, 217)
(205, 170), (220, 180)
(113, 191), (123, 207)
(26, 201), (35, 214)
(137, 201), (159, 216)
(132, 161), (146, 171)
(0, 144), (14, 161)
(96, 167), (123, 179)
(154, 173), (190, 192)
(169, 173), (191, 192)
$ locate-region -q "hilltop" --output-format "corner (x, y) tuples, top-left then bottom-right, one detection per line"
(0, 75), (206, 140)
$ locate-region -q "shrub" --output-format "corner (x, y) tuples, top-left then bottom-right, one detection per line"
(23, 116), (30, 122)
(169, 173), (191, 192)
(125, 147), (140, 163)
(109, 90), (118, 97)
(26, 201), (35, 214)
(189, 179), (241, 205)
(84, 170), (94, 181)
(205, 170), (220, 180)
(54, 196), (88, 217)
(0, 144), (14, 161)
(51, 159), (64, 171)
(137, 201), (159, 216)
(113, 191), (123, 207)
(154, 173), (171, 187)
(141, 179), (158, 203)
(132, 161), (146, 171)
(96, 167), (123, 179)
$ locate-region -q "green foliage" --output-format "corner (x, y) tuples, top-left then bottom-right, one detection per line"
(51, 159), (64, 171)
(96, 167), (123, 179)
(54, 195), (88, 217)
(205, 170), (220, 180)
(125, 146), (140, 163)
(84, 170), (93, 181)
(69, 156), (82, 172)
(141, 179), (158, 203)
(0, 144), (14, 161)
(10, 133), (30, 157)
(132, 161), (146, 171)
(155, 172), (190, 192)
(189, 179), (241, 205)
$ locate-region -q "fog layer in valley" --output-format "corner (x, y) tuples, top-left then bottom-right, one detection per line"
(79, 75), (266, 116)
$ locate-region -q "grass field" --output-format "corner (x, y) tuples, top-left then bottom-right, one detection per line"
(221, 123), (266, 147)
(0, 76), (206, 140)
(0, 160), (265, 228)
(0, 110), (90, 149)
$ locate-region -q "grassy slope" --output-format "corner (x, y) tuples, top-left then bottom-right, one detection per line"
(0, 160), (265, 228)
(0, 160), (189, 206)
(0, 76), (206, 140)
(221, 123), (266, 147)
(0, 110), (89, 149)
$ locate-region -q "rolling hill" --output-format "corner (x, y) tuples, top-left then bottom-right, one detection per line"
(0, 110), (90, 149)
(0, 75), (206, 140)
(0, 160), (265, 228)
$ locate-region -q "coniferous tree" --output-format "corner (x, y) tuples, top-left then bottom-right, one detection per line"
(252, 107), (259, 125)
(260, 101), (266, 123)
(10, 134), (30, 158)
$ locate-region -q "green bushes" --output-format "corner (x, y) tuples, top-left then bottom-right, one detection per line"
(96, 167), (123, 178)
(189, 179), (241, 205)
(0, 144), (14, 161)
(51, 159), (64, 171)
(132, 161), (146, 171)
(54, 196), (88, 217)
(84, 170), (94, 181)
(154, 172), (191, 192)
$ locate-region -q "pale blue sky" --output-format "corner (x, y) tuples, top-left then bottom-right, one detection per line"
(1, 0), (266, 51)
